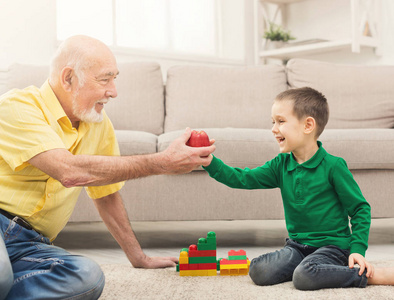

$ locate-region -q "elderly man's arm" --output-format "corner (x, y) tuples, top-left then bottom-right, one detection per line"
(92, 191), (178, 268)
(28, 128), (215, 188)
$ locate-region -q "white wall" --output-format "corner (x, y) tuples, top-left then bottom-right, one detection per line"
(0, 0), (56, 68)
(0, 0), (394, 72)
(284, 0), (394, 65)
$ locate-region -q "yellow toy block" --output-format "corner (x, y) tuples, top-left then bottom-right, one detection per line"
(179, 251), (189, 264)
(220, 259), (250, 276)
(220, 263), (248, 270)
(220, 268), (249, 276)
(179, 269), (217, 276)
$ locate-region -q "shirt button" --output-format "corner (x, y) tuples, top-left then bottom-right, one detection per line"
(296, 179), (300, 184)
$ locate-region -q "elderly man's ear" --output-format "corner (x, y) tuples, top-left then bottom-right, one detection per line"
(60, 67), (74, 91)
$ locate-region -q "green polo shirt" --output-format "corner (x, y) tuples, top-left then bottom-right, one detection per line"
(203, 141), (371, 256)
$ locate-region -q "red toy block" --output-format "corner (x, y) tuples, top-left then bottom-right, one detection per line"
(220, 258), (248, 265)
(228, 250), (246, 257)
(188, 250), (217, 257)
(179, 263), (217, 271)
(198, 263), (217, 270)
(179, 264), (190, 271)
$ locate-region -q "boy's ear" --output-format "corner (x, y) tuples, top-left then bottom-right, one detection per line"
(304, 117), (316, 135)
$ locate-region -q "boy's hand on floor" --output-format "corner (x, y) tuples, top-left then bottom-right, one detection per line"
(349, 253), (375, 278)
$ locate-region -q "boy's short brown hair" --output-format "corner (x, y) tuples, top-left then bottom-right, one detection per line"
(275, 87), (329, 138)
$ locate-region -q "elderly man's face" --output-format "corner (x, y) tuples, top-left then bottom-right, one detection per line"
(71, 57), (119, 123)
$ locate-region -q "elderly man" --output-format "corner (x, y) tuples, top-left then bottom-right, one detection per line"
(0, 35), (215, 299)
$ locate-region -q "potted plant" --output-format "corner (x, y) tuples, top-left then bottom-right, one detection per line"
(263, 22), (295, 50)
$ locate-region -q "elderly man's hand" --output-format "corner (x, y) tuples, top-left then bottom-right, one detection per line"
(131, 254), (179, 269)
(160, 128), (215, 174)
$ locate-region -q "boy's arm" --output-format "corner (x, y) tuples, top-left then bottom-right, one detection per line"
(331, 158), (371, 256)
(203, 155), (279, 190)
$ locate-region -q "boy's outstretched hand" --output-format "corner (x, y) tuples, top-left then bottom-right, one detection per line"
(349, 253), (375, 278)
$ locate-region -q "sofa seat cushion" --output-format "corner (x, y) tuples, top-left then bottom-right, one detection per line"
(164, 65), (287, 132)
(158, 128), (279, 170)
(115, 130), (157, 155)
(287, 59), (394, 129)
(320, 129), (394, 170)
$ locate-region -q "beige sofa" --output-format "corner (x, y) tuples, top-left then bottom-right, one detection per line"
(1, 59), (393, 223)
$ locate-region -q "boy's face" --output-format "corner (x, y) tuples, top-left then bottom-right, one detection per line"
(271, 99), (306, 153)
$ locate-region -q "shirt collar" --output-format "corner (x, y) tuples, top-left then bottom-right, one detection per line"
(40, 80), (68, 123)
(287, 141), (327, 171)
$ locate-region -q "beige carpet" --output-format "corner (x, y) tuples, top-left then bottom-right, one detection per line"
(100, 261), (394, 300)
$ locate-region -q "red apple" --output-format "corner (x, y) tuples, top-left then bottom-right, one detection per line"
(186, 130), (210, 147)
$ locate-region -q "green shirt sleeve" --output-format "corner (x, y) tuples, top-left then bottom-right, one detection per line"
(203, 155), (279, 190)
(331, 158), (371, 256)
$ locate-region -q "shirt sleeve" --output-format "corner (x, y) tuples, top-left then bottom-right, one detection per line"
(0, 95), (66, 171)
(203, 155), (280, 190)
(331, 158), (371, 256)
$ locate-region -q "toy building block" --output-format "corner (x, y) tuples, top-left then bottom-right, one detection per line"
(219, 250), (251, 276)
(189, 256), (217, 264)
(179, 263), (217, 271)
(197, 231), (216, 250)
(179, 250), (189, 265)
(179, 269), (217, 277)
(176, 231), (218, 276)
(228, 250), (247, 260)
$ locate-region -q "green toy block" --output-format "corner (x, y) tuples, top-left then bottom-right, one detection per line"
(180, 248), (189, 253)
(197, 231), (216, 250)
(176, 264), (179, 272)
(217, 258), (223, 271)
(228, 255), (247, 260)
(189, 256), (217, 264)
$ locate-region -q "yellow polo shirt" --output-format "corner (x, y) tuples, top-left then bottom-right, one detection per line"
(0, 80), (124, 241)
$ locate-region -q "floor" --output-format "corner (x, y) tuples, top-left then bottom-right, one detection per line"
(55, 218), (394, 265)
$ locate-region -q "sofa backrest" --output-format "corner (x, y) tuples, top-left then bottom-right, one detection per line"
(164, 65), (287, 132)
(106, 62), (164, 135)
(287, 58), (394, 129)
(0, 62), (165, 135)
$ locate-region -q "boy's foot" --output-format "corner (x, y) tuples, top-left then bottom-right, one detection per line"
(368, 267), (394, 285)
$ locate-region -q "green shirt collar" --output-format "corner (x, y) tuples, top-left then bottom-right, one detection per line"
(287, 141), (327, 171)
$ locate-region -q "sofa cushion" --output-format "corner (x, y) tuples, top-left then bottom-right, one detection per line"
(0, 62), (165, 135)
(287, 59), (394, 129)
(105, 62), (164, 135)
(158, 128), (279, 170)
(164, 65), (287, 132)
(159, 128), (394, 171)
(115, 130), (157, 155)
(0, 63), (49, 95)
(320, 129), (394, 170)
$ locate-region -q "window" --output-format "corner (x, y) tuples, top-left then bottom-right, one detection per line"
(56, 0), (217, 57)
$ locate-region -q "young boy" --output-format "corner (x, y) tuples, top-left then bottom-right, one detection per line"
(203, 87), (394, 290)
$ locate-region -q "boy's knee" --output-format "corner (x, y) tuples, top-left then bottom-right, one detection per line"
(249, 258), (281, 286)
(0, 259), (13, 300)
(293, 262), (317, 290)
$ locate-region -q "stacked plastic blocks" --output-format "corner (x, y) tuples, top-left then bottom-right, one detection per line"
(219, 250), (250, 276)
(176, 231), (217, 276)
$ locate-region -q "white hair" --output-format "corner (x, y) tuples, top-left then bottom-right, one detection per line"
(49, 36), (97, 87)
